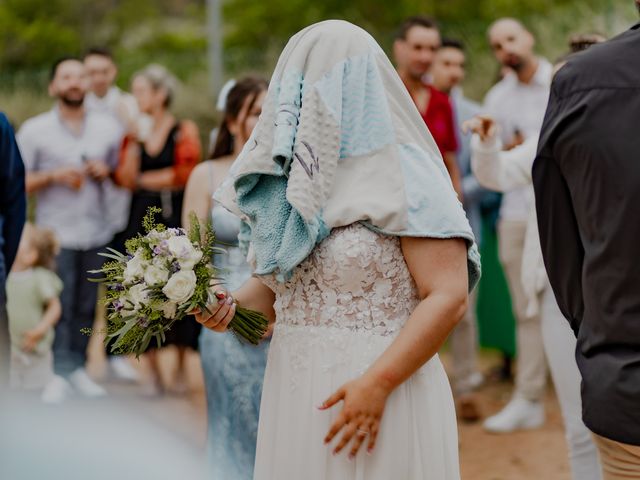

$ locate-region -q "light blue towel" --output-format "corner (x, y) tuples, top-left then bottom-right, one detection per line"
(215, 20), (481, 289)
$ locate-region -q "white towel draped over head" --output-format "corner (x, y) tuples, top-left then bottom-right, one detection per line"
(214, 20), (481, 289)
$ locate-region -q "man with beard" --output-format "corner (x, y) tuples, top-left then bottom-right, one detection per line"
(393, 16), (463, 199)
(17, 57), (123, 403)
(481, 18), (552, 433)
(534, 1), (640, 475)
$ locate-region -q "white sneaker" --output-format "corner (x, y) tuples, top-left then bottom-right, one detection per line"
(68, 368), (107, 398)
(108, 356), (140, 383)
(41, 375), (73, 404)
(483, 397), (544, 433)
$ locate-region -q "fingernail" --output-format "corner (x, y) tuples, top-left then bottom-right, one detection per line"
(332, 450), (338, 456)
(226, 296), (234, 305)
(348, 454), (354, 461)
(316, 403), (325, 410)
(218, 298), (225, 305)
(367, 448), (373, 455)
(214, 291), (226, 299)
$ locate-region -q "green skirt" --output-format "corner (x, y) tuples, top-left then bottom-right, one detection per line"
(475, 216), (516, 356)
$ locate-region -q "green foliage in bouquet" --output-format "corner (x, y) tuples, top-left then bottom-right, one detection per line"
(87, 207), (268, 357)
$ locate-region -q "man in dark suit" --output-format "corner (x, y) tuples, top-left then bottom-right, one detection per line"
(533, 6), (640, 476)
(0, 113), (26, 385)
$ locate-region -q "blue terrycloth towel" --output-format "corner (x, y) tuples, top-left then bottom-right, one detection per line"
(215, 20), (481, 289)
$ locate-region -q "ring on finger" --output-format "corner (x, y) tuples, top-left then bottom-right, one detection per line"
(356, 428), (369, 436)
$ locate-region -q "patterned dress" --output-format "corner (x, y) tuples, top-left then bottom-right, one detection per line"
(200, 172), (269, 479)
(254, 224), (460, 480)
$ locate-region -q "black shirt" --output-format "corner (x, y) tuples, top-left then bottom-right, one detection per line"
(533, 23), (640, 445)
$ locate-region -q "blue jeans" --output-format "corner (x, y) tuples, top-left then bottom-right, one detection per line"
(54, 246), (106, 377)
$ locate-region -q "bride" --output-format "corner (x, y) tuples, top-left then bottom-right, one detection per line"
(194, 20), (480, 479)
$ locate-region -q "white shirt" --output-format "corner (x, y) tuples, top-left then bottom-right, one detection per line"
(85, 87), (137, 129)
(85, 86), (144, 233)
(470, 134), (547, 318)
(17, 107), (123, 250)
(483, 57), (552, 222)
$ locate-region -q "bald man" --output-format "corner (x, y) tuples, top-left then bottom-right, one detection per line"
(482, 18), (552, 434)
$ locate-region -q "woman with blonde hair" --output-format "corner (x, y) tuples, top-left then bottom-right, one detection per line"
(115, 64), (201, 395)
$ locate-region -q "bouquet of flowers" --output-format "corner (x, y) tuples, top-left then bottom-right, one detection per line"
(88, 207), (268, 356)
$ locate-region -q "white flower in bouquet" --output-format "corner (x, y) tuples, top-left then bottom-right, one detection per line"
(162, 270), (197, 303)
(143, 264), (169, 286)
(161, 301), (178, 319)
(128, 283), (150, 312)
(124, 250), (148, 285)
(166, 235), (203, 270)
(91, 208), (269, 356)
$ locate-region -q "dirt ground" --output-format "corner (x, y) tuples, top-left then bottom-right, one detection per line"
(87, 333), (573, 480)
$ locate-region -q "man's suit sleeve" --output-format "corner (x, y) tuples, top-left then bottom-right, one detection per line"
(0, 113), (26, 272)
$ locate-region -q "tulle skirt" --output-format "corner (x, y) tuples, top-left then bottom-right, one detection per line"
(254, 324), (461, 480)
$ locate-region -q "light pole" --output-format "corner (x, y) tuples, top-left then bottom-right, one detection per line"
(206, 0), (224, 97)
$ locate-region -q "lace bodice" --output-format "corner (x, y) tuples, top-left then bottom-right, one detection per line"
(262, 223), (419, 337)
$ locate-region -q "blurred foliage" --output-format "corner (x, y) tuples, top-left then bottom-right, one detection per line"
(0, 0), (636, 131)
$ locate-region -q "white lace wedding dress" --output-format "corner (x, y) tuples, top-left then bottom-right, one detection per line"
(254, 223), (460, 480)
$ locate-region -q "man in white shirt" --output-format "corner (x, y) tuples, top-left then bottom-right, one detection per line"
(17, 57), (124, 403)
(84, 48), (142, 383)
(482, 18), (552, 433)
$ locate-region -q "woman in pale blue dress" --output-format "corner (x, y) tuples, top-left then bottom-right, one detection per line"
(182, 77), (269, 479)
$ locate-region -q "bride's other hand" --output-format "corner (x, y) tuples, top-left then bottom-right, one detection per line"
(319, 373), (391, 459)
(193, 290), (236, 332)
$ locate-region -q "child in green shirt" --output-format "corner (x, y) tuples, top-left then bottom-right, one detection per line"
(7, 223), (62, 391)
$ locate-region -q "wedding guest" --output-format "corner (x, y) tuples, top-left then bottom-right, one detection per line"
(84, 47), (143, 383)
(114, 64), (201, 396)
(431, 38), (495, 420)
(196, 20), (479, 479)
(17, 57), (123, 403)
(466, 111), (602, 480)
(0, 112), (26, 386)
(533, 10), (640, 476)
(182, 76), (269, 480)
(482, 18), (552, 433)
(7, 224), (62, 396)
(393, 16), (463, 198)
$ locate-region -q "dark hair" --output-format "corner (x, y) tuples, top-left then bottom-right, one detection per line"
(210, 76), (268, 160)
(50, 56), (82, 81)
(83, 46), (114, 61)
(396, 16), (439, 40)
(568, 33), (606, 53)
(440, 37), (465, 52)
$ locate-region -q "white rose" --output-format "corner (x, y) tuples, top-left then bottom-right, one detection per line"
(128, 283), (150, 312)
(178, 249), (203, 270)
(123, 251), (148, 285)
(162, 270), (197, 304)
(161, 301), (178, 319)
(143, 264), (169, 286)
(166, 235), (203, 270)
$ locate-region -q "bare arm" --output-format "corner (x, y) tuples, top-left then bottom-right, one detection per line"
(26, 168), (85, 194)
(22, 297), (62, 353)
(181, 162), (213, 227)
(322, 236), (468, 458)
(138, 167), (177, 191)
